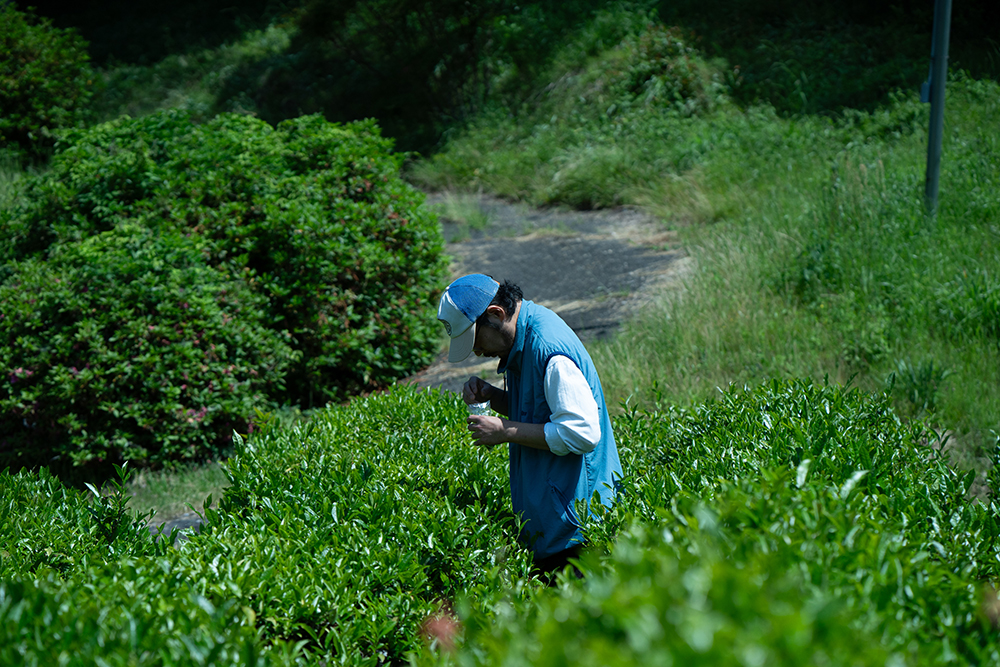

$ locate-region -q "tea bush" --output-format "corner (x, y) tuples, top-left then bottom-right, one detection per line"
(0, 465), (166, 580)
(0, 110), (447, 468)
(443, 525), (896, 667)
(436, 380), (1000, 665)
(0, 4), (95, 161)
(181, 386), (531, 664)
(3, 381), (1000, 664)
(0, 561), (302, 666)
(0, 226), (296, 471)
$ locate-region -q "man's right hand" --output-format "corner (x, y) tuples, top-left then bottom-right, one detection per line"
(463, 376), (495, 405)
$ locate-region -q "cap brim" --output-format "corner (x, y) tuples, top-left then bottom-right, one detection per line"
(447, 322), (476, 363)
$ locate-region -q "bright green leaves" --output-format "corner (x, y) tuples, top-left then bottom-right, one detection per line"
(184, 385), (526, 664)
(4, 380), (1000, 664)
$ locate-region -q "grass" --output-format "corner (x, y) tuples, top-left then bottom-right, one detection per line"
(411, 18), (1000, 454)
(89, 23), (293, 123)
(126, 461), (230, 520)
(584, 82), (1000, 450)
(426, 191), (495, 243)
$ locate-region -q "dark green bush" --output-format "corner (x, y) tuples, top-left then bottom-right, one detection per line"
(604, 23), (727, 118)
(1, 109), (447, 418)
(0, 225), (296, 471)
(0, 4), (95, 161)
(216, 0), (639, 152)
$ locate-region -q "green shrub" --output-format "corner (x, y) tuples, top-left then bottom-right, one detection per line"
(0, 226), (297, 471)
(603, 23), (727, 118)
(1, 109), (447, 420)
(180, 385), (530, 665)
(0, 4), (95, 161)
(591, 380), (1000, 664)
(0, 562), (301, 666)
(0, 464), (165, 579)
(4, 381), (1000, 664)
(0, 463), (300, 665)
(444, 523), (896, 667)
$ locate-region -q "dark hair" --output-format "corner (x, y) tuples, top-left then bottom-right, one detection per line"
(476, 279), (522, 328)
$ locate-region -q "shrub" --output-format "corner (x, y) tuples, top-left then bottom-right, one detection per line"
(0, 226), (297, 472)
(445, 524), (896, 667)
(182, 385), (529, 665)
(0, 464), (301, 665)
(0, 562), (301, 666)
(0, 464), (165, 580)
(0, 109), (447, 418)
(603, 23), (728, 118)
(0, 4), (95, 161)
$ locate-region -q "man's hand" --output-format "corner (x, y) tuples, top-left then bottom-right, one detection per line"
(467, 414), (508, 448)
(467, 415), (549, 451)
(462, 376), (495, 405)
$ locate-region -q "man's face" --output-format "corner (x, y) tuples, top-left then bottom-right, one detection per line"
(472, 306), (515, 361)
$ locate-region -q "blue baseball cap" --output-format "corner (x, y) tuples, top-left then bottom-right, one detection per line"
(437, 274), (500, 362)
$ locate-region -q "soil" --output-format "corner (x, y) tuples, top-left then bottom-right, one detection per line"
(149, 192), (692, 540)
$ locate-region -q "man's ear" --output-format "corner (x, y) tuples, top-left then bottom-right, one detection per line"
(484, 304), (507, 324)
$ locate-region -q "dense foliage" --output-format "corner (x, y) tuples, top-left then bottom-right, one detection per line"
(0, 3), (95, 161)
(436, 380), (1000, 665)
(655, 0), (1000, 116)
(214, 0), (649, 152)
(0, 227), (296, 472)
(3, 383), (999, 664)
(0, 110), (447, 470)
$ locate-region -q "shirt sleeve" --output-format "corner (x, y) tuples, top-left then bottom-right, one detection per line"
(542, 355), (601, 456)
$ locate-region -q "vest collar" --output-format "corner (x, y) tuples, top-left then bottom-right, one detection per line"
(497, 300), (530, 376)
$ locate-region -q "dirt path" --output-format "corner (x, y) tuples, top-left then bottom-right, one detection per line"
(403, 192), (692, 393)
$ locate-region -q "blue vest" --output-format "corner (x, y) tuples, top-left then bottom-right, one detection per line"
(497, 301), (622, 559)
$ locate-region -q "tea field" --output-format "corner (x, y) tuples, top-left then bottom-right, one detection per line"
(3, 382), (1000, 665)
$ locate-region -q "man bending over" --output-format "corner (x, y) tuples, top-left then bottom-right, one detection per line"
(437, 274), (623, 578)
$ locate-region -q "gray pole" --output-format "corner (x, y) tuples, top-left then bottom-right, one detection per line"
(924, 0), (953, 215)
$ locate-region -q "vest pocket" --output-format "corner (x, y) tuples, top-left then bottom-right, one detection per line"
(549, 482), (581, 529)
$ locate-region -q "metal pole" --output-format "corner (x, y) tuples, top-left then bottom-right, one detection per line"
(924, 0), (953, 215)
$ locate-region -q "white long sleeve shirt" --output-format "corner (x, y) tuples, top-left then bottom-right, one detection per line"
(541, 355), (601, 456)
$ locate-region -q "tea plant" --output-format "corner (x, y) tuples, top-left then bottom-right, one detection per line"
(180, 385), (531, 664)
(3, 381), (1000, 664)
(434, 380), (1000, 665)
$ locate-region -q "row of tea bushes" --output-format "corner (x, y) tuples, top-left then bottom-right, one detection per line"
(443, 380), (1000, 665)
(3, 381), (999, 664)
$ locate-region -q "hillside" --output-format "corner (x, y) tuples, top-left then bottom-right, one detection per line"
(2, 1), (1000, 664)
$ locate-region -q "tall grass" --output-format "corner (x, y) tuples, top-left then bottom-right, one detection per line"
(89, 23), (292, 123)
(413, 11), (1000, 449)
(594, 77), (1000, 447)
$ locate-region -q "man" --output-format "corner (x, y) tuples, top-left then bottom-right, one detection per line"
(437, 273), (623, 577)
